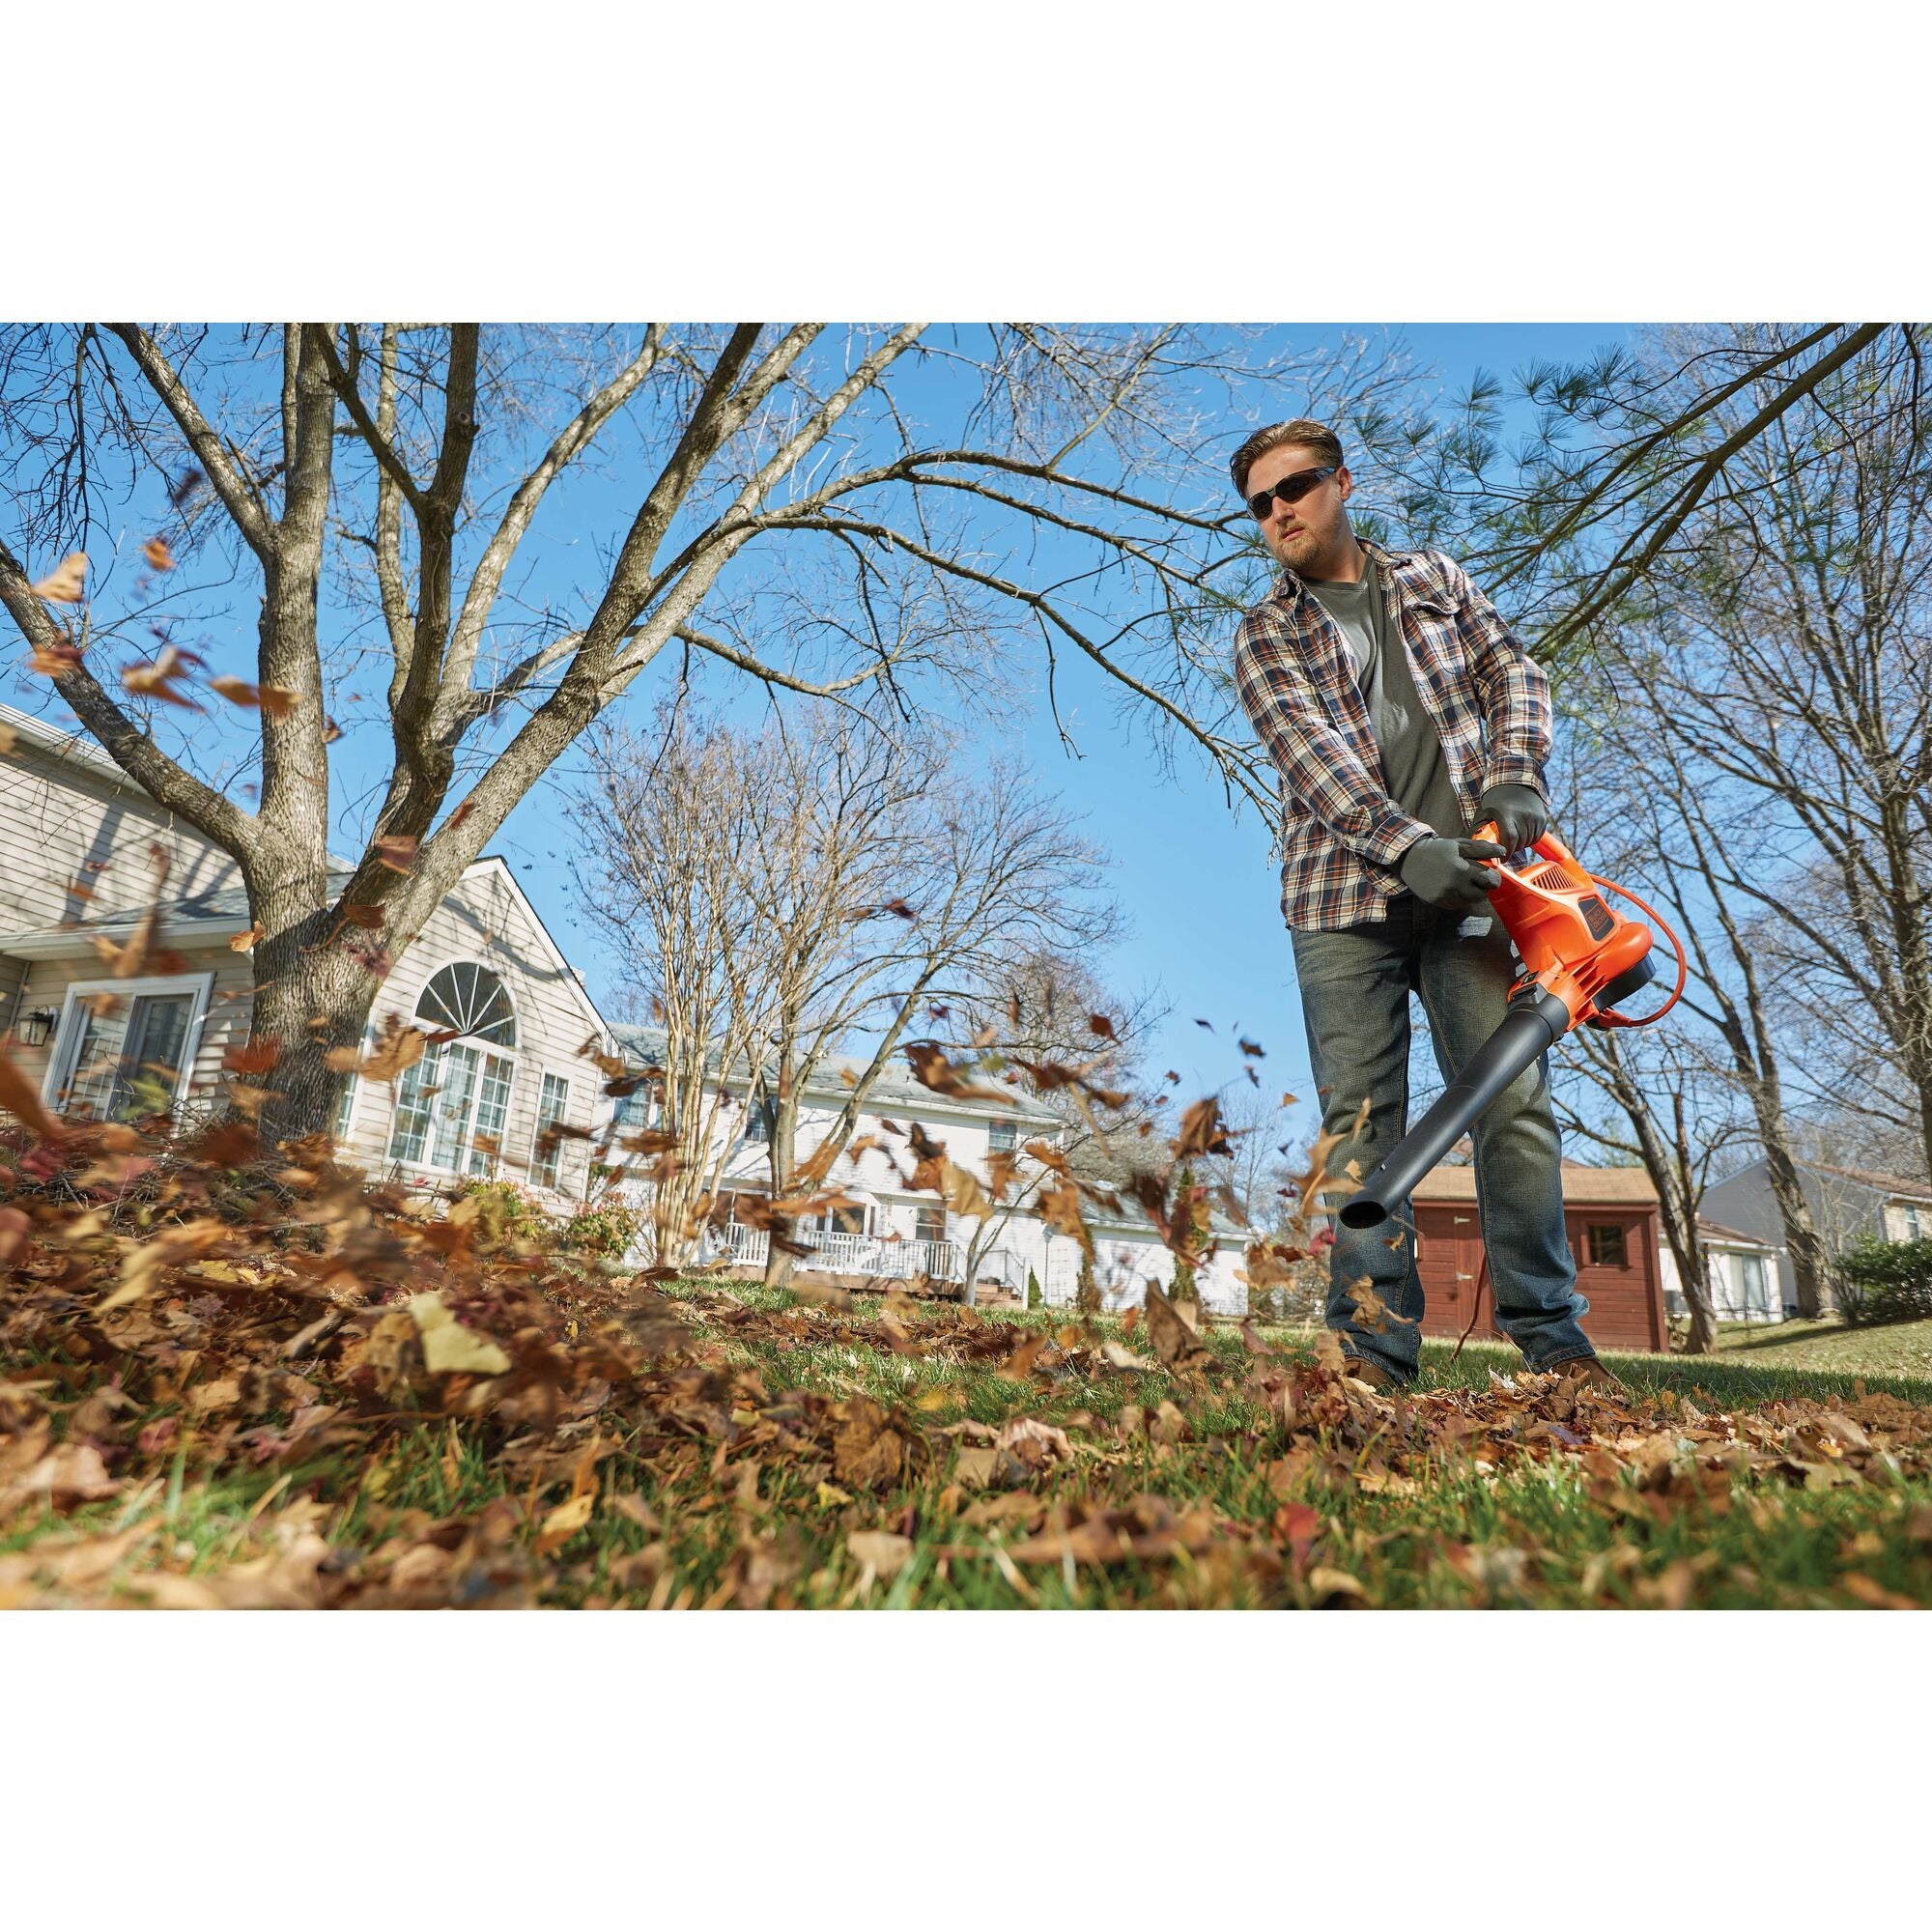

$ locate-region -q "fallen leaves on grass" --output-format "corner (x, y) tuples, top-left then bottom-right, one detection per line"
(4, 1111), (1932, 1610)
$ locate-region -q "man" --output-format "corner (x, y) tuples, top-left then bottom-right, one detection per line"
(1231, 417), (1612, 1391)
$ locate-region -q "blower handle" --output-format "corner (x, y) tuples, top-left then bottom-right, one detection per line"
(1470, 818), (1579, 869)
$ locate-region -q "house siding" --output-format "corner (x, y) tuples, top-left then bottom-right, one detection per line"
(4, 717), (611, 1201)
(338, 864), (611, 1203)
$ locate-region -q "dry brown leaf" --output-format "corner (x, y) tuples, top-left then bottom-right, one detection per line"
(32, 553), (88, 603)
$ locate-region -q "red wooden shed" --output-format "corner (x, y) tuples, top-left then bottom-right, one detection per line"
(1408, 1158), (1669, 1353)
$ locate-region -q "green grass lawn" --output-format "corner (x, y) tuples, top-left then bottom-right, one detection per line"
(8, 1278), (1930, 1611)
(1705, 1314), (1932, 1381)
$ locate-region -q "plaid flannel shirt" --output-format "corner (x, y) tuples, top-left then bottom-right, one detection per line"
(1234, 537), (1552, 931)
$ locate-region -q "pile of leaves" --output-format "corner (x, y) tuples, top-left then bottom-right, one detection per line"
(5, 1109), (1932, 1609)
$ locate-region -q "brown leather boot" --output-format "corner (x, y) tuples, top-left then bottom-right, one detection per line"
(1554, 1355), (1624, 1394)
(1341, 1353), (1406, 1393)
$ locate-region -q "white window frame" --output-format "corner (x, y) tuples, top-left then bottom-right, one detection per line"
(531, 1070), (571, 1191)
(384, 960), (523, 1180)
(41, 972), (215, 1123)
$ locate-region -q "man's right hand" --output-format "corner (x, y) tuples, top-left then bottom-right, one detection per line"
(1399, 836), (1507, 911)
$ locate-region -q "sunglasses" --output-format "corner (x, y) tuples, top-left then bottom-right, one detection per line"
(1246, 465), (1337, 522)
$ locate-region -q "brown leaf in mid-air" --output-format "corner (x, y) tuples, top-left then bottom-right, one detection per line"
(1088, 1013), (1117, 1041)
(373, 835), (417, 874)
(32, 553), (88, 603)
(210, 675), (297, 719)
(1144, 1280), (1212, 1376)
(1170, 1096), (1233, 1162)
(141, 537), (176, 572)
(0, 1041), (65, 1143)
(122, 645), (205, 709)
(903, 1041), (1010, 1105)
(230, 923), (266, 953)
(25, 639), (84, 678)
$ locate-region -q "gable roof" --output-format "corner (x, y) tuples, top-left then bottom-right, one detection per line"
(1411, 1159), (1659, 1205)
(1696, 1217), (1780, 1250)
(1799, 1158), (1932, 1201)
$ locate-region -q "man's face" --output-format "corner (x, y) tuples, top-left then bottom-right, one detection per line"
(1245, 441), (1352, 573)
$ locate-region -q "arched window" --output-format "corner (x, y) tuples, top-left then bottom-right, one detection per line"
(416, 962), (517, 1047)
(387, 962), (520, 1177)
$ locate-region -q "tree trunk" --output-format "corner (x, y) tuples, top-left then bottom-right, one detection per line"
(762, 1066), (801, 1291)
(245, 876), (385, 1155)
(1760, 1142), (1835, 1318)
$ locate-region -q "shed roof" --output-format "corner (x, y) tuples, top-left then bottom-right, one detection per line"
(1410, 1159), (1659, 1205)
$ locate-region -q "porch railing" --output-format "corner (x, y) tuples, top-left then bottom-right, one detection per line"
(707, 1221), (960, 1283)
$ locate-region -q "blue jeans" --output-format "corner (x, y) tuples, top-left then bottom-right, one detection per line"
(1290, 893), (1593, 1381)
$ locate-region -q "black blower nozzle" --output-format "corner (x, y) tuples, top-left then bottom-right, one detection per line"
(1336, 997), (1566, 1231)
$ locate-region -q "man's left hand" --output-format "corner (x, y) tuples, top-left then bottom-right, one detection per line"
(1475, 783), (1549, 854)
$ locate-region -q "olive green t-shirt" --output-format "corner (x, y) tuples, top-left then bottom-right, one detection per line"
(1304, 559), (1465, 840)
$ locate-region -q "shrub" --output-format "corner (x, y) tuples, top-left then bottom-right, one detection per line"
(1837, 1235), (1932, 1325)
(561, 1201), (645, 1262)
(452, 1177), (555, 1251)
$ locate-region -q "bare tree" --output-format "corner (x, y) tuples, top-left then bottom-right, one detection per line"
(0, 323), (1414, 1146)
(574, 707), (781, 1265)
(575, 701), (1124, 1285)
(1402, 322), (1914, 660)
(1546, 651), (1842, 1317)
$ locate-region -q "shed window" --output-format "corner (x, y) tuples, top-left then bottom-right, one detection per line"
(1586, 1223), (1628, 1267)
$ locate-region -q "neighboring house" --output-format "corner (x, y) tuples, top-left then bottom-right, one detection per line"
(1660, 1220), (1786, 1326)
(1701, 1156), (1932, 1314)
(0, 701), (612, 1207)
(1408, 1159), (1670, 1352)
(602, 1023), (1251, 1314)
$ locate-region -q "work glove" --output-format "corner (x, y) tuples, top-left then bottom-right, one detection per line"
(1475, 783), (1549, 855)
(1400, 836), (1508, 911)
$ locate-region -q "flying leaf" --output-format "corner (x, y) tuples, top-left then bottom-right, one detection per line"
(373, 836), (418, 874)
(409, 1292), (512, 1376)
(141, 537), (176, 572)
(0, 1040), (64, 1144)
(32, 553), (88, 603)
(1088, 1013), (1117, 1041)
(210, 674), (297, 719)
(122, 645), (206, 710)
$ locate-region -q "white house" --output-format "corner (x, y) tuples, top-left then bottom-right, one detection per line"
(602, 1023), (1252, 1315)
(0, 701), (614, 1207)
(1660, 1219), (1786, 1325)
(1701, 1155), (1932, 1314)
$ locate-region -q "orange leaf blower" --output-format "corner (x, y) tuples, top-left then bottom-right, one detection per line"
(1338, 820), (1687, 1229)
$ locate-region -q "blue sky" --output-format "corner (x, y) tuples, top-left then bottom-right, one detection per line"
(461, 324), (1634, 1136)
(8, 322), (1632, 1145)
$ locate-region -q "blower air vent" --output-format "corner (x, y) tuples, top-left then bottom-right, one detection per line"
(1529, 863), (1576, 893)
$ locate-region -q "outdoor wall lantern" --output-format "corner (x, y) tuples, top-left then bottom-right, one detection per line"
(17, 1008), (58, 1049)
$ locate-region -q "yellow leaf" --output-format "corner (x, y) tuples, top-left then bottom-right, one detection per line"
(32, 553), (88, 603)
(142, 537), (176, 572)
(846, 1529), (914, 1580)
(409, 1292), (512, 1376)
(536, 1491), (594, 1556)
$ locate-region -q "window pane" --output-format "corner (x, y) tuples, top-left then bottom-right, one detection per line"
(431, 1044), (480, 1170)
(63, 991), (193, 1122)
(466, 1053), (514, 1178)
(416, 962), (517, 1047)
(388, 1043), (440, 1165)
(533, 1072), (570, 1188)
(1587, 1224), (1628, 1267)
(989, 1119), (1016, 1152)
(914, 1205), (946, 1245)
